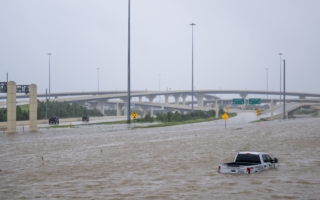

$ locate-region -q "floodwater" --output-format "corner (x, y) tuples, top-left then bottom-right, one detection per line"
(0, 112), (319, 199)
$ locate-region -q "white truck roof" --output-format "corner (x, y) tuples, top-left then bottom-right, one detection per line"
(238, 152), (267, 155)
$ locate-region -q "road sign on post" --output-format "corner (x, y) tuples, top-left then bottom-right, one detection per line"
(131, 112), (139, 119)
(249, 98), (261, 104)
(232, 98), (244, 104)
(256, 109), (261, 116)
(222, 113), (229, 129)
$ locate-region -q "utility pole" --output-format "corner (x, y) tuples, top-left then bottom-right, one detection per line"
(190, 23), (196, 112)
(127, 0), (131, 124)
(279, 53), (282, 104)
(47, 53), (52, 99)
(283, 60), (286, 119)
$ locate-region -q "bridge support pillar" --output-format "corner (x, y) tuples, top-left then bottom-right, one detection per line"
(99, 100), (106, 115)
(181, 94), (188, 105)
(165, 95), (169, 104)
(239, 93), (248, 99)
(139, 96), (142, 102)
(196, 94), (204, 107)
(150, 107), (154, 117)
(215, 100), (219, 118)
(146, 95), (156, 103)
(116, 103), (124, 116)
(173, 94), (180, 104)
(7, 81), (16, 133)
(29, 84), (37, 132)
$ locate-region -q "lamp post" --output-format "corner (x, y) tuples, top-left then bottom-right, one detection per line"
(159, 74), (161, 103)
(279, 53), (282, 104)
(190, 23), (196, 112)
(97, 68), (100, 91)
(266, 68), (268, 100)
(47, 53), (52, 99)
(127, 0), (131, 124)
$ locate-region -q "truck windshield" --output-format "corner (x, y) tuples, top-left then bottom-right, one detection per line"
(235, 154), (261, 164)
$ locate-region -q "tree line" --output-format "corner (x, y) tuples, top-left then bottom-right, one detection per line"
(0, 101), (103, 122)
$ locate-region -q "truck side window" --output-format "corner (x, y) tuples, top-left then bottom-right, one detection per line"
(262, 155), (267, 162)
(266, 154), (272, 162)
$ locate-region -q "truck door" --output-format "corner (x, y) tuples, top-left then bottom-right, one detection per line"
(262, 154), (271, 170)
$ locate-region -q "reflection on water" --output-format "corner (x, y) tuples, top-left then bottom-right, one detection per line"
(0, 113), (319, 199)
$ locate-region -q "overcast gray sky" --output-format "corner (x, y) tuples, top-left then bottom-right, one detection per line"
(1, 0), (319, 96)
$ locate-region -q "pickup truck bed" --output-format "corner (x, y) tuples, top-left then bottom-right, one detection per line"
(225, 162), (260, 167)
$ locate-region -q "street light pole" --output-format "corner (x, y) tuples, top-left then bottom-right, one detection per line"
(97, 68), (100, 91)
(266, 68), (268, 100)
(190, 23), (196, 112)
(159, 74), (161, 103)
(47, 53), (52, 99)
(127, 0), (131, 124)
(279, 53), (282, 104)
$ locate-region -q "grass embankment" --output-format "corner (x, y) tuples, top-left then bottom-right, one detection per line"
(134, 112), (237, 129)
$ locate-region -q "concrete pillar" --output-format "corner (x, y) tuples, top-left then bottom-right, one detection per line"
(215, 100), (218, 118)
(239, 93), (248, 99)
(29, 84), (37, 132)
(173, 94), (180, 105)
(116, 103), (124, 116)
(146, 95), (156, 103)
(165, 95), (169, 104)
(139, 96), (142, 102)
(7, 81), (16, 133)
(99, 100), (106, 115)
(196, 94), (204, 107)
(141, 107), (148, 116)
(181, 94), (188, 105)
(150, 107), (154, 117)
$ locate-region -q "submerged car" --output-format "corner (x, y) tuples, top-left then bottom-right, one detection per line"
(82, 115), (89, 122)
(49, 116), (59, 124)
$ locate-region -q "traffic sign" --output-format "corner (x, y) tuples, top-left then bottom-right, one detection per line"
(256, 109), (261, 116)
(232, 98), (244, 104)
(222, 113), (229, 120)
(131, 112), (139, 119)
(249, 98), (261, 104)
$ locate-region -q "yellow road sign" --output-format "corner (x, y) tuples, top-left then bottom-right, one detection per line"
(131, 112), (139, 119)
(256, 109), (261, 116)
(222, 113), (229, 120)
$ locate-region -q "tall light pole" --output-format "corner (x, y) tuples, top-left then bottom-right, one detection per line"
(127, 0), (131, 124)
(47, 53), (52, 99)
(279, 53), (282, 104)
(190, 23), (196, 112)
(97, 68), (100, 91)
(159, 74), (161, 103)
(266, 68), (268, 100)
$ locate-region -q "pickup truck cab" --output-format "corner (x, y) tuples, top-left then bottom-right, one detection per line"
(218, 152), (278, 174)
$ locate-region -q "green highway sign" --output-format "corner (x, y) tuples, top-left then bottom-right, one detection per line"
(232, 98), (244, 104)
(249, 98), (261, 104)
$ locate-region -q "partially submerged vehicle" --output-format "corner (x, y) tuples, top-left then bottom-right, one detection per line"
(218, 152), (278, 174)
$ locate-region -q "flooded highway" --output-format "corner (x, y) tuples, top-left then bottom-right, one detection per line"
(0, 112), (319, 199)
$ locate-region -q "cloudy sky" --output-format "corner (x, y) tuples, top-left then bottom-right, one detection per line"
(1, 0), (319, 96)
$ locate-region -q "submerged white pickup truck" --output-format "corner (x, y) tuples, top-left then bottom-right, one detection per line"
(218, 152), (278, 174)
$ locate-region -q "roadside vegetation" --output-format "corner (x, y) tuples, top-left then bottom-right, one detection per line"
(0, 100), (103, 122)
(133, 108), (237, 128)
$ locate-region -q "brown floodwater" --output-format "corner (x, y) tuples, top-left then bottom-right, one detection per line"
(0, 113), (319, 199)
